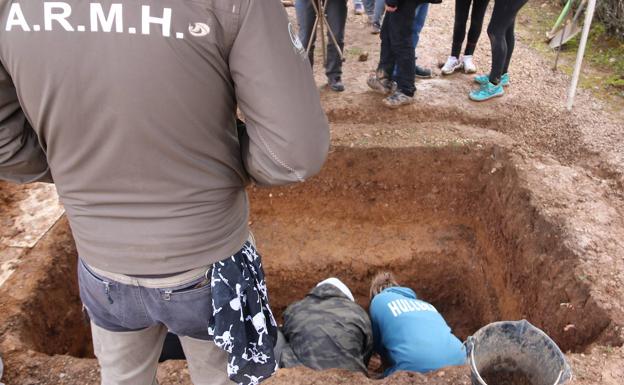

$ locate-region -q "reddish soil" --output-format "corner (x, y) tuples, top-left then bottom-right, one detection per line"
(2, 145), (623, 384)
(1, 1), (624, 385)
(0, 182), (31, 241)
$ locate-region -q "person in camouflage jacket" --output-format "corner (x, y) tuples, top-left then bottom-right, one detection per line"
(277, 278), (373, 374)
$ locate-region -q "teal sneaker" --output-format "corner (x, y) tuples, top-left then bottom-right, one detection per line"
(474, 73), (509, 87)
(469, 82), (504, 102)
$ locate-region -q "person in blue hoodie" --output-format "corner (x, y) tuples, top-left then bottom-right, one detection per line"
(369, 272), (466, 377)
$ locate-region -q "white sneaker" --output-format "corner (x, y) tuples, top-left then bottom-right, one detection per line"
(462, 55), (477, 74)
(441, 56), (462, 75)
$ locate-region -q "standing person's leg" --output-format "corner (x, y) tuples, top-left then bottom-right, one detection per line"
(462, 0), (489, 73)
(442, 0), (471, 74)
(78, 259), (166, 385)
(79, 256), (236, 385)
(394, 3), (430, 79)
(178, 336), (230, 385)
(363, 0), (376, 20)
(378, 13), (396, 76)
(501, 18), (516, 76)
(412, 3), (432, 78)
(295, 0), (306, 28)
(325, 0), (348, 91)
(412, 3), (429, 50)
(371, 0), (386, 32)
(488, 0), (527, 84)
(367, 11), (397, 94)
(464, 0), (489, 55)
(470, 0), (527, 101)
(451, 0), (471, 57)
(296, 0), (317, 67)
(91, 323), (168, 385)
(384, 0), (419, 107)
(393, 0), (419, 95)
(486, 5), (509, 85)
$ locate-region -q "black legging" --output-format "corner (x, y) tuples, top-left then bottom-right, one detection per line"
(487, 0), (529, 84)
(451, 0), (490, 57)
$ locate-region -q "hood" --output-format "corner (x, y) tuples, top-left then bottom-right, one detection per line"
(316, 277), (355, 301)
(309, 283), (354, 301)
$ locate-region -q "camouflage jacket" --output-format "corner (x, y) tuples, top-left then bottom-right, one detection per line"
(279, 284), (373, 374)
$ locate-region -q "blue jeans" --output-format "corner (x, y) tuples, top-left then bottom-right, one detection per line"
(79, 259), (230, 385)
(412, 3), (429, 51)
(79, 238), (275, 385)
(79, 258), (216, 338)
(358, 0), (375, 16)
(373, 0), (386, 25)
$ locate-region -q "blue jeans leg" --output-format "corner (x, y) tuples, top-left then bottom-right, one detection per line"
(363, 0), (375, 17)
(412, 3), (429, 50)
(295, 0), (318, 67)
(295, 0), (307, 36)
(373, 0), (385, 25)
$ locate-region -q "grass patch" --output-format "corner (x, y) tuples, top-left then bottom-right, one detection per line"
(566, 23), (624, 76)
(519, 1), (624, 102)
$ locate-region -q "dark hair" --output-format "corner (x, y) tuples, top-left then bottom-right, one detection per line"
(369, 271), (399, 301)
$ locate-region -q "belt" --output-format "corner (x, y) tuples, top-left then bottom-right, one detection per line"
(86, 232), (256, 289)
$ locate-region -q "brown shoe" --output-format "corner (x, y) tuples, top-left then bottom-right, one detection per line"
(382, 91), (414, 109)
(367, 72), (397, 95)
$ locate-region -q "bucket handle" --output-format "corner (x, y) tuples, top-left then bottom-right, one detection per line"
(554, 370), (564, 385)
(465, 336), (487, 385)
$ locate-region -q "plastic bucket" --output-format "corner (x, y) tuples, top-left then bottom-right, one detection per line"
(466, 320), (572, 385)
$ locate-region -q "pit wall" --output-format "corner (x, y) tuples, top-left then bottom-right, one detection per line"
(0, 216), (91, 358)
(474, 148), (620, 352)
(249, 145), (498, 340)
(0, 144), (620, 384)
(249, 145), (620, 352)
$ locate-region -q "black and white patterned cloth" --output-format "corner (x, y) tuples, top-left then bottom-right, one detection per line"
(208, 242), (278, 385)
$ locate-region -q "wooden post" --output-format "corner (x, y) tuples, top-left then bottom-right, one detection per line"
(566, 0), (596, 111)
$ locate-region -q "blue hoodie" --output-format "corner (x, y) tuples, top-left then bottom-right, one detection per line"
(370, 287), (466, 377)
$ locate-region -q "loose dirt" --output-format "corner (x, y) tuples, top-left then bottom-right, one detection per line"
(480, 368), (534, 385)
(1, 1), (623, 385)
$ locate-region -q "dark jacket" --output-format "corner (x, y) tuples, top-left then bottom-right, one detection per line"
(279, 284), (374, 374)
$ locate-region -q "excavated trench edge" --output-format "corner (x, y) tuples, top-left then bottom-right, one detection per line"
(0, 145), (621, 383)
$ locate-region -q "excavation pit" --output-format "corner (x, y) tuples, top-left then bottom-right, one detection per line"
(0, 145), (618, 381)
